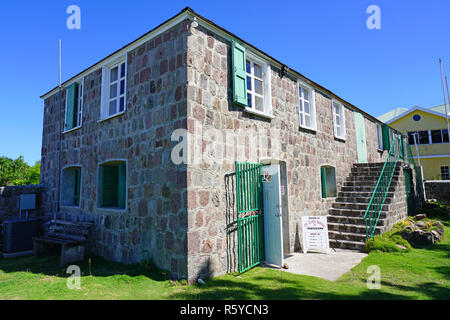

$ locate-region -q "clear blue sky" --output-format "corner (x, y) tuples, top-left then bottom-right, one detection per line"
(1, 0), (450, 165)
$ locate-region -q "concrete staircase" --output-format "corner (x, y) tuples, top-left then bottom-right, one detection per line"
(328, 162), (402, 251)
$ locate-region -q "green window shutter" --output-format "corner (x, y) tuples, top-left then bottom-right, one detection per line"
(382, 124), (390, 150)
(101, 165), (118, 207)
(117, 164), (126, 209)
(231, 40), (248, 106)
(99, 166), (104, 207)
(321, 167), (327, 198)
(65, 82), (78, 131)
(74, 168), (81, 206)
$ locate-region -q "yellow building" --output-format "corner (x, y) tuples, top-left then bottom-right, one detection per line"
(378, 106), (450, 180)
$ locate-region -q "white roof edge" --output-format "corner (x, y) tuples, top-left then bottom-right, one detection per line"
(386, 106), (449, 124)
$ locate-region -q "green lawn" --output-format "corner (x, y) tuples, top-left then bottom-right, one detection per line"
(1, 207), (449, 300)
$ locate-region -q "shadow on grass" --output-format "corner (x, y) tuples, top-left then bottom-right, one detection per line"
(0, 254), (171, 282)
(166, 271), (415, 300)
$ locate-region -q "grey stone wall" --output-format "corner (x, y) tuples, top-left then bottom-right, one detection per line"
(184, 25), (387, 281)
(425, 181), (450, 204)
(0, 185), (45, 222)
(41, 20), (190, 278)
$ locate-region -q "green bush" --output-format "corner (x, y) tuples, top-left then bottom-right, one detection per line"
(365, 233), (412, 253)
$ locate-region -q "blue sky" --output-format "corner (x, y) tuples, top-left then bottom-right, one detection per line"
(1, 0), (450, 165)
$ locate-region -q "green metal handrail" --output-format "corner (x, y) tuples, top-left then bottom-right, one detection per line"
(364, 135), (402, 239)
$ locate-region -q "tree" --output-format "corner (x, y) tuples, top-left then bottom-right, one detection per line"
(0, 156), (40, 186)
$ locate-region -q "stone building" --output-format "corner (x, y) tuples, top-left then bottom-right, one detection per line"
(40, 7), (421, 282)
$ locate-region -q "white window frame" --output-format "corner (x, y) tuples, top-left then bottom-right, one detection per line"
(63, 78), (84, 133)
(376, 123), (384, 150)
(297, 81), (316, 131)
(244, 52), (272, 118)
(100, 56), (127, 121)
(332, 100), (346, 140)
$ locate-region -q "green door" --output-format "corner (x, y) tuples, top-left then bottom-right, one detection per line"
(354, 112), (368, 163)
(235, 162), (264, 273)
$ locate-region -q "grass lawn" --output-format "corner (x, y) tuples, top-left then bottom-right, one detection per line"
(0, 206), (449, 300)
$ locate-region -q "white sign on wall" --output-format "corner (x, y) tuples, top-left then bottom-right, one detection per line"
(301, 216), (330, 254)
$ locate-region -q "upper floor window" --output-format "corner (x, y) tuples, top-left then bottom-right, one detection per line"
(101, 57), (127, 120)
(245, 56), (272, 116)
(231, 41), (272, 118)
(376, 123), (384, 150)
(298, 83), (316, 130)
(332, 100), (346, 139)
(408, 129), (449, 145)
(64, 79), (83, 132)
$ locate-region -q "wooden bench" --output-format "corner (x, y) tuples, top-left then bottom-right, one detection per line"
(33, 219), (93, 266)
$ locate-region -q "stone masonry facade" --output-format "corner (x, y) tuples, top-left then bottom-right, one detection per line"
(40, 12), (412, 282)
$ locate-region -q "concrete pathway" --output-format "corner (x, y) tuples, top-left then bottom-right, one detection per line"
(262, 249), (368, 281)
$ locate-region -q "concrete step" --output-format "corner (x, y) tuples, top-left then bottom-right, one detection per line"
(338, 191), (395, 199)
(344, 177), (399, 187)
(327, 215), (386, 226)
(328, 231), (367, 242)
(329, 239), (366, 251)
(346, 175), (400, 182)
(335, 196), (394, 204)
(328, 222), (382, 235)
(341, 185), (396, 193)
(332, 202), (390, 211)
(329, 208), (388, 218)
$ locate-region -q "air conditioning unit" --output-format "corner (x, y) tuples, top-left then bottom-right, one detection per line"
(2, 219), (39, 254)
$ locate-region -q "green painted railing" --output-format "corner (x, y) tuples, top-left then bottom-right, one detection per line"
(364, 135), (402, 239)
(235, 162), (264, 273)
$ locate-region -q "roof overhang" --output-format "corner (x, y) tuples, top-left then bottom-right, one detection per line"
(386, 106), (450, 124)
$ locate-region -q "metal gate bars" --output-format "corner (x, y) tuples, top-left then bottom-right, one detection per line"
(235, 162), (264, 273)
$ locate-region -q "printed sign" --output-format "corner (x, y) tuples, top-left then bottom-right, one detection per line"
(301, 216), (330, 254)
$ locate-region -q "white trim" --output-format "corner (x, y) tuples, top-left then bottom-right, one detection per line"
(412, 154), (450, 159)
(297, 80), (317, 131)
(332, 99), (346, 140)
(63, 126), (82, 134)
(41, 11), (190, 100)
(100, 57), (127, 120)
(386, 106), (450, 124)
(97, 111), (126, 123)
(244, 107), (275, 119)
(245, 51), (273, 118)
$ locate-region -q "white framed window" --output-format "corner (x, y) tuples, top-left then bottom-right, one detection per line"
(332, 100), (346, 139)
(376, 123), (383, 150)
(64, 78), (84, 132)
(441, 166), (450, 180)
(245, 53), (272, 117)
(298, 82), (316, 130)
(101, 57), (127, 120)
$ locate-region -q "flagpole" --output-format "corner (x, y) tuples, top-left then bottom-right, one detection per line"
(439, 58), (450, 136)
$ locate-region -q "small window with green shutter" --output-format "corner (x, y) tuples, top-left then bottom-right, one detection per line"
(99, 161), (126, 209)
(382, 124), (390, 150)
(321, 166), (337, 198)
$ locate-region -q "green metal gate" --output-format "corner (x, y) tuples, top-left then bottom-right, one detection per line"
(404, 168), (414, 215)
(235, 162), (264, 273)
